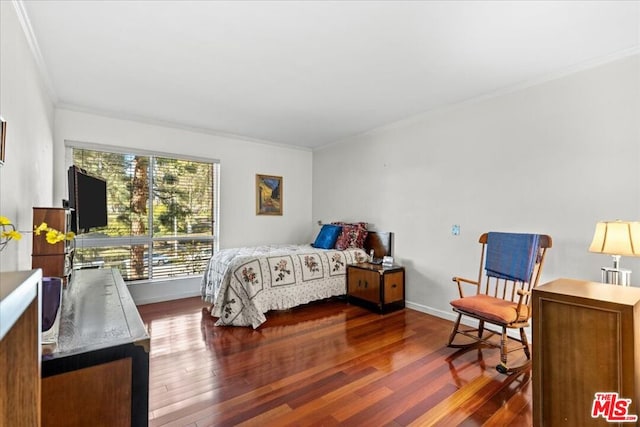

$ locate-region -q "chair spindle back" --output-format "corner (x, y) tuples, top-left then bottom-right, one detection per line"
(475, 233), (552, 307)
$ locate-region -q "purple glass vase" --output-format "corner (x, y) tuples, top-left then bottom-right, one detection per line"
(42, 277), (62, 332)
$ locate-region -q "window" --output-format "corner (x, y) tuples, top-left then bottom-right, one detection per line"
(70, 145), (219, 282)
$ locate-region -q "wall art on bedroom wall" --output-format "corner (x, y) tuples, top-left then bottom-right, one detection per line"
(0, 117), (6, 165)
(256, 174), (283, 216)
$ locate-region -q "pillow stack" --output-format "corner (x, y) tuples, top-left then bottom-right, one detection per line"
(311, 221), (368, 250)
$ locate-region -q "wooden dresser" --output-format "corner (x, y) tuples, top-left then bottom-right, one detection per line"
(0, 269), (42, 426)
(532, 278), (640, 426)
(41, 268), (150, 427)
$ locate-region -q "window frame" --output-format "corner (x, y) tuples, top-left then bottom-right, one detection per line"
(65, 140), (220, 283)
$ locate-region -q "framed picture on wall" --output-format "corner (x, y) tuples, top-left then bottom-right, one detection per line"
(0, 117), (6, 165)
(256, 174), (283, 215)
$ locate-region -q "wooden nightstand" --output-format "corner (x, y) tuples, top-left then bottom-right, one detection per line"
(346, 263), (405, 313)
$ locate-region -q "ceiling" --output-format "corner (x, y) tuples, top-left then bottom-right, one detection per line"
(20, 1), (640, 149)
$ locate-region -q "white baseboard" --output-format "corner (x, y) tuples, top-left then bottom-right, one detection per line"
(405, 300), (459, 322)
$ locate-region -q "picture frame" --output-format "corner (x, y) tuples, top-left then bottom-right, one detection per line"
(0, 117), (6, 165)
(256, 174), (283, 216)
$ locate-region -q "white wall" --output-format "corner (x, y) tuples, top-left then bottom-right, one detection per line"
(0, 2), (55, 272)
(4, 0), (639, 312)
(53, 109), (313, 303)
(313, 54), (640, 321)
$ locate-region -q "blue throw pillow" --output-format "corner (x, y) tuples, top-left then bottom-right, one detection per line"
(312, 224), (342, 249)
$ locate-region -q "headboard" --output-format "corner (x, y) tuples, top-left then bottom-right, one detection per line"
(364, 231), (393, 259)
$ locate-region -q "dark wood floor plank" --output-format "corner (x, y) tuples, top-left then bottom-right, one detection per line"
(138, 296), (533, 426)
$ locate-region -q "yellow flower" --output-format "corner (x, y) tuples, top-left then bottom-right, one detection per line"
(1, 230), (22, 240)
(37, 223), (74, 244)
(0, 216), (73, 249)
(34, 222), (48, 235)
(45, 229), (64, 244)
(0, 216), (22, 242)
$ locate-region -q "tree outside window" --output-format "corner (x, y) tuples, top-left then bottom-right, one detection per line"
(71, 147), (218, 282)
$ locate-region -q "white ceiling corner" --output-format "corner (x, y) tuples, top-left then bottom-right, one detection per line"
(12, 0), (58, 104)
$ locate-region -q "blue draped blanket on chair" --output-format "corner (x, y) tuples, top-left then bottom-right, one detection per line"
(485, 232), (540, 282)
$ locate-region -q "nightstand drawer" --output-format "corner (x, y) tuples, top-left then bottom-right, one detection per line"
(383, 271), (404, 304)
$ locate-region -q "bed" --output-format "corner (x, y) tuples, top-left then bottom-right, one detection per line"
(200, 231), (392, 328)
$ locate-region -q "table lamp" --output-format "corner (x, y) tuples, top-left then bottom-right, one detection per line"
(589, 220), (640, 286)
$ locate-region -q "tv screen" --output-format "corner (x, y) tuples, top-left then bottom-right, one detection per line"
(68, 165), (108, 233)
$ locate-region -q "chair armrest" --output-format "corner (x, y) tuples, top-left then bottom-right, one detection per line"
(515, 289), (530, 311)
(452, 276), (479, 298)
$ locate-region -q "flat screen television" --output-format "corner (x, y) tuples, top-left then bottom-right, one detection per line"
(67, 165), (108, 233)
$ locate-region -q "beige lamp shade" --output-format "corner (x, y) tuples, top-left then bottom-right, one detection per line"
(589, 220), (640, 256)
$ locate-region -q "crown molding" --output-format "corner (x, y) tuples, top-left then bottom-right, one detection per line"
(56, 103), (313, 153)
(315, 47), (640, 151)
(11, 0), (58, 104)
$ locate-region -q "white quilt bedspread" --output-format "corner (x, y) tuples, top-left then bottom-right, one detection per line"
(200, 244), (368, 328)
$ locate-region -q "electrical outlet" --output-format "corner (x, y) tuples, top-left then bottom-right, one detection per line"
(452, 224), (460, 236)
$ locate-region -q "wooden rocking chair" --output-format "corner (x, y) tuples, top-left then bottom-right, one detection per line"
(447, 232), (552, 374)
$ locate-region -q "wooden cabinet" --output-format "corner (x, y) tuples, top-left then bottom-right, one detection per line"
(32, 207), (73, 283)
(41, 268), (149, 427)
(347, 263), (405, 313)
(0, 270), (42, 427)
(532, 278), (640, 426)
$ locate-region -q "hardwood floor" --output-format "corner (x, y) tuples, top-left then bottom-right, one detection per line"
(138, 297), (533, 426)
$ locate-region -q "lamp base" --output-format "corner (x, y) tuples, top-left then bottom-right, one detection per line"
(601, 267), (631, 286)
